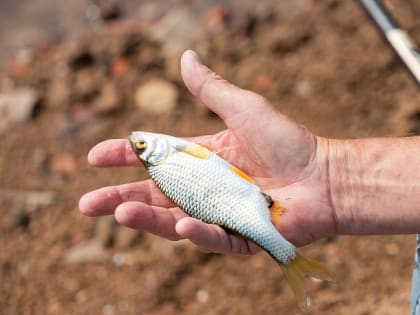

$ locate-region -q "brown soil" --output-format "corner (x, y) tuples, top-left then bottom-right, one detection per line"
(1, 1), (419, 315)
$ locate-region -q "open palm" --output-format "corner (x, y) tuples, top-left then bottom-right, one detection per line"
(79, 50), (337, 254)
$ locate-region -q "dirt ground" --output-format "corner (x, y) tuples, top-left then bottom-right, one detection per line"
(1, 1), (420, 314)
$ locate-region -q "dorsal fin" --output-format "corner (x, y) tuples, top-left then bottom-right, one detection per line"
(176, 143), (211, 159)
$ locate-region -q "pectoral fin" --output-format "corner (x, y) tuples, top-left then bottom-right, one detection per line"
(269, 202), (285, 226)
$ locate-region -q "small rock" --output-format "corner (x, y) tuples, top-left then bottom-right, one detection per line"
(64, 239), (105, 263)
(50, 152), (80, 176)
(75, 290), (88, 304)
(111, 57), (129, 77)
(295, 79), (313, 97)
(0, 189), (56, 211)
(10, 48), (34, 78)
(149, 6), (205, 56)
(102, 304), (116, 315)
(112, 252), (125, 267)
(196, 289), (209, 304)
(23, 191), (56, 210)
(205, 5), (230, 32)
(253, 74), (273, 91)
(93, 82), (120, 115)
(135, 79), (178, 114)
(0, 87), (39, 132)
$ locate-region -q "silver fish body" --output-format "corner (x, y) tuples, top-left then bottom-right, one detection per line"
(129, 131), (334, 310)
(148, 143), (296, 263)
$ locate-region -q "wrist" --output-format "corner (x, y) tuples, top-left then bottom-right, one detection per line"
(323, 138), (360, 235)
(325, 136), (420, 235)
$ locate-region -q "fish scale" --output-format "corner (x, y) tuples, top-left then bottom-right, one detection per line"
(148, 150), (297, 263)
(129, 131), (335, 311)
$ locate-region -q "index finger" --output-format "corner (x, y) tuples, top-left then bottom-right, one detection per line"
(88, 139), (141, 167)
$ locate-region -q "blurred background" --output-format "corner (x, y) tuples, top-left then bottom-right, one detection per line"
(0, 0), (419, 314)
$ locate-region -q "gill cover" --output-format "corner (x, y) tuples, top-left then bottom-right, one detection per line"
(129, 132), (172, 165)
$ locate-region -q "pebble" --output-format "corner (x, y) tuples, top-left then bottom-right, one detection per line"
(111, 57), (129, 78)
(64, 239), (105, 263)
(112, 252), (125, 267)
(0, 189), (56, 211)
(134, 79), (178, 114)
(23, 191), (56, 210)
(0, 87), (39, 132)
(253, 73), (273, 91)
(196, 289), (209, 304)
(205, 5), (230, 32)
(50, 152), (80, 176)
(148, 6), (205, 56)
(102, 304), (115, 315)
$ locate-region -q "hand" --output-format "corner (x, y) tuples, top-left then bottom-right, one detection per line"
(79, 50), (336, 254)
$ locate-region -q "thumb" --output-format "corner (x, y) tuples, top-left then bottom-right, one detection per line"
(180, 50), (316, 179)
(180, 50), (272, 123)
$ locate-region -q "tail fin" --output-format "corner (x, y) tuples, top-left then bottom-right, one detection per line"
(280, 251), (335, 312)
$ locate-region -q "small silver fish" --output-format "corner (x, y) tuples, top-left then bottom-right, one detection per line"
(129, 131), (334, 310)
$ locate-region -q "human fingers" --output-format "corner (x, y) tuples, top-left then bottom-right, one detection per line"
(175, 217), (260, 255)
(88, 139), (141, 167)
(79, 180), (174, 217)
(115, 201), (187, 241)
(180, 50), (273, 123)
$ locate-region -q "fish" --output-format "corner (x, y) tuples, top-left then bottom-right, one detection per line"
(128, 131), (334, 311)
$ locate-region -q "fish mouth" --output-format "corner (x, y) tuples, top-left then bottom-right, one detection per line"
(128, 132), (137, 144)
(128, 132), (137, 150)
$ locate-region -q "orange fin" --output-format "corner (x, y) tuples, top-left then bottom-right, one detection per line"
(231, 166), (254, 183)
(177, 144), (211, 159)
(199, 144), (215, 151)
(270, 202), (285, 226)
(281, 251), (335, 312)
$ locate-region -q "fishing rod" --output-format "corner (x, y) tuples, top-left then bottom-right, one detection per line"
(359, 0), (420, 86)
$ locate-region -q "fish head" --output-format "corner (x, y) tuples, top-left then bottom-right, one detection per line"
(129, 131), (173, 166)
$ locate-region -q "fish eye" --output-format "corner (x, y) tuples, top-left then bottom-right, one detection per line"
(135, 140), (147, 150)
